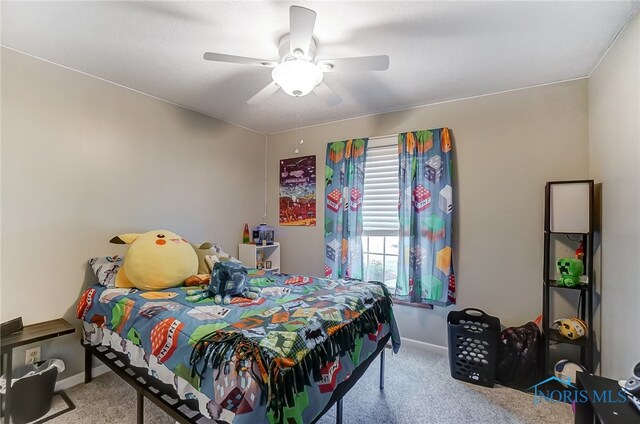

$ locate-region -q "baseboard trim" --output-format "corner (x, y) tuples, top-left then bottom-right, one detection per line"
(401, 337), (448, 355)
(55, 363), (110, 391)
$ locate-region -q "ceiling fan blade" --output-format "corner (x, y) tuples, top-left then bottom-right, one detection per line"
(313, 82), (342, 107)
(289, 6), (316, 56)
(203, 52), (277, 67)
(318, 55), (390, 72)
(247, 81), (280, 105)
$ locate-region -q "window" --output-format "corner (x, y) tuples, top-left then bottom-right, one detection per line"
(362, 136), (399, 288)
(362, 235), (399, 288)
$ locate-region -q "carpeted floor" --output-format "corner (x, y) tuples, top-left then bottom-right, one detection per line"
(44, 346), (572, 424)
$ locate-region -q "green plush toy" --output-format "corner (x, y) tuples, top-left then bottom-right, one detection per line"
(556, 258), (584, 287)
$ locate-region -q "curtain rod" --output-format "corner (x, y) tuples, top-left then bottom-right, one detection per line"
(368, 134), (396, 140)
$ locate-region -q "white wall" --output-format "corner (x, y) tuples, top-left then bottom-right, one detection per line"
(266, 80), (589, 347)
(589, 11), (640, 380)
(0, 47), (266, 377)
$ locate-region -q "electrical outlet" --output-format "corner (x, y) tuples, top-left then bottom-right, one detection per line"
(25, 346), (40, 364)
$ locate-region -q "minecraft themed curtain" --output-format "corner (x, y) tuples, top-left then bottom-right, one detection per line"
(396, 128), (455, 306)
(324, 138), (368, 280)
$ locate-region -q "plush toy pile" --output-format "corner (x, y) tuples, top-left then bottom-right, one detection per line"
(108, 230), (256, 303)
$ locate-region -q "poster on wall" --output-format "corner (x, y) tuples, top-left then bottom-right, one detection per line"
(279, 155), (316, 226)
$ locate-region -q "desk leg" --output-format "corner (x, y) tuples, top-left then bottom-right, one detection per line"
(574, 399), (595, 424)
(574, 376), (594, 424)
(3, 352), (12, 424)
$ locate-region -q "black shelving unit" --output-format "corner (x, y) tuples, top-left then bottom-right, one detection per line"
(542, 180), (595, 376)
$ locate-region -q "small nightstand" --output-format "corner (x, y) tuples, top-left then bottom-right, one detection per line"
(239, 242), (281, 272)
(1, 318), (76, 423)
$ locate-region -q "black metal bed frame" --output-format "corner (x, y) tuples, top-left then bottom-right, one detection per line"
(83, 334), (388, 424)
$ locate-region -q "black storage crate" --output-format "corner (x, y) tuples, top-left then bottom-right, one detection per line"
(447, 308), (500, 387)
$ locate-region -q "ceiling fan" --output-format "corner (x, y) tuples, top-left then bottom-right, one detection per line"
(203, 5), (389, 106)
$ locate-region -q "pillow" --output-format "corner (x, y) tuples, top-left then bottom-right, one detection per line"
(203, 244), (242, 271)
(212, 244), (232, 258)
(88, 256), (123, 287)
(204, 254), (232, 271)
(190, 242), (214, 274)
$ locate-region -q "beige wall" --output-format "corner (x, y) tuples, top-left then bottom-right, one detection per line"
(267, 80), (589, 347)
(0, 47), (266, 377)
(589, 11), (640, 380)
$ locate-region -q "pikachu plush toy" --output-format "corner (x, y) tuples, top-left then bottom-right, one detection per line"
(110, 230), (198, 290)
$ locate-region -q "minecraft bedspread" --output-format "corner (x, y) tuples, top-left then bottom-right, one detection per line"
(77, 272), (400, 423)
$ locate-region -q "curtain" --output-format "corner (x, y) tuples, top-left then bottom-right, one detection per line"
(324, 138), (368, 280)
(396, 128), (455, 306)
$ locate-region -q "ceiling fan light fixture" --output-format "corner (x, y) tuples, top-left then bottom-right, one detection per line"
(272, 59), (323, 97)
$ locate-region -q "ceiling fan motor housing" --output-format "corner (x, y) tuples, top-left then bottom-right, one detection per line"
(278, 34), (317, 63)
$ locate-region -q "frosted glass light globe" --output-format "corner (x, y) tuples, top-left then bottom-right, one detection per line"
(272, 59), (323, 97)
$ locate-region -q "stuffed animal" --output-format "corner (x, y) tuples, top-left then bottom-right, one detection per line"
(556, 258), (584, 287)
(189, 262), (259, 304)
(190, 242), (213, 274)
(209, 261), (249, 297)
(553, 317), (588, 340)
(110, 230), (197, 290)
(185, 274), (211, 287)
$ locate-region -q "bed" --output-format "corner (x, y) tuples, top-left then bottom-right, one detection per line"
(77, 270), (401, 424)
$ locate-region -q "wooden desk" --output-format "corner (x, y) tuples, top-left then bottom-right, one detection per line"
(575, 372), (640, 424)
(1, 318), (75, 424)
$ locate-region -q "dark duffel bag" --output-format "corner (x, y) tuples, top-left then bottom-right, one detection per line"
(496, 321), (542, 389)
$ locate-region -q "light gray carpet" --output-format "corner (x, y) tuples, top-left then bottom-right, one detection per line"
(45, 347), (572, 424)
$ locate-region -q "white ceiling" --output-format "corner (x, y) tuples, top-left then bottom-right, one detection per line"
(2, 1), (638, 134)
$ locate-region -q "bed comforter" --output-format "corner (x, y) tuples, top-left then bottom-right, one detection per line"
(77, 271), (400, 423)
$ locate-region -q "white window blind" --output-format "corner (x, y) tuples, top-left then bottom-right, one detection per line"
(363, 136), (399, 236)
